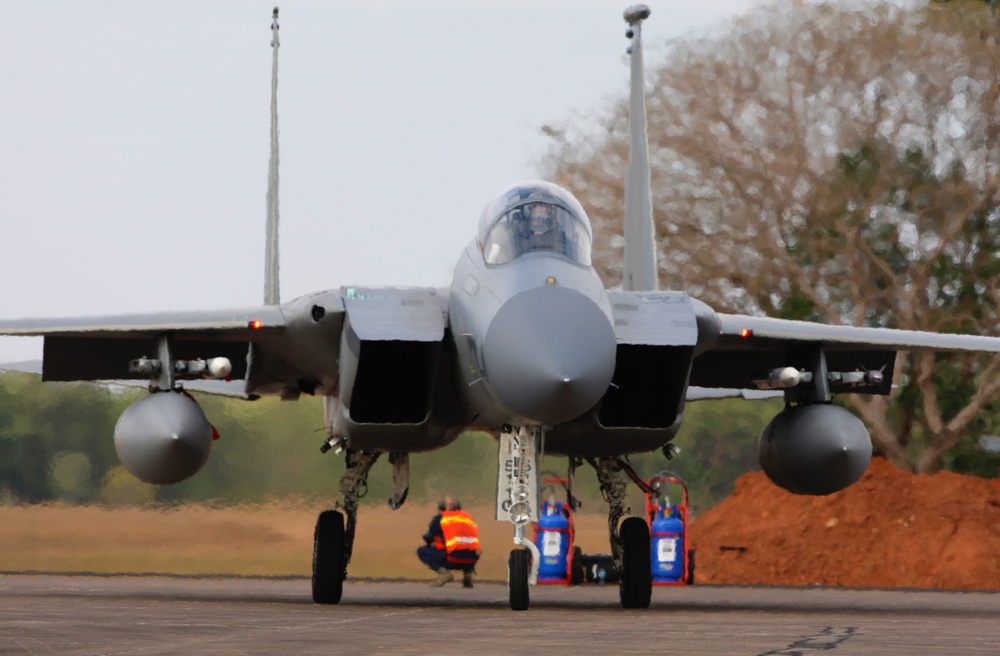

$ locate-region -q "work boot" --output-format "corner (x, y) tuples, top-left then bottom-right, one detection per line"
(431, 567), (454, 587)
(462, 570), (474, 589)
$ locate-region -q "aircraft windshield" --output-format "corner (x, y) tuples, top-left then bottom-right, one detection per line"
(482, 202), (592, 266)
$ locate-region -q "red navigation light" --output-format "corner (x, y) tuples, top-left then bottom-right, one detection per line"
(741, 328), (753, 338)
(248, 320), (263, 330)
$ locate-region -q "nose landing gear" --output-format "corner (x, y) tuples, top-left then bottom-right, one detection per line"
(496, 425), (654, 610)
(498, 426), (542, 611)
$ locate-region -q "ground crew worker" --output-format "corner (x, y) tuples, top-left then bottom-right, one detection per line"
(417, 494), (481, 588)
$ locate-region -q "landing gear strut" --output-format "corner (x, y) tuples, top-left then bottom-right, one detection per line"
(495, 431), (654, 610)
(498, 425), (542, 611)
(591, 456), (652, 609)
(312, 449), (381, 604)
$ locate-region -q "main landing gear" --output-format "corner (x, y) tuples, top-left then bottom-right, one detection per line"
(498, 426), (652, 610)
(312, 509), (346, 604)
(312, 449), (384, 604)
(590, 456), (652, 609)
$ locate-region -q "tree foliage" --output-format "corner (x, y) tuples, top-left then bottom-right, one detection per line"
(542, 1), (1000, 473)
(626, 397), (782, 513)
(0, 370), (776, 512)
(0, 373), (131, 503)
(0, 372), (505, 507)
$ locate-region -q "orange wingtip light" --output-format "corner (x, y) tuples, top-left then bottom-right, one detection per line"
(741, 328), (754, 338)
(248, 320), (263, 330)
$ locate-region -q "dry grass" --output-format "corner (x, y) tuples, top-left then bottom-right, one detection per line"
(0, 502), (612, 581)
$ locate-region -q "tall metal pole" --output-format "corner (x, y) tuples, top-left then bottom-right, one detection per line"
(264, 7), (281, 305)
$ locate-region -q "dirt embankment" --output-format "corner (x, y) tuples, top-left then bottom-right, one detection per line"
(688, 457), (1000, 590)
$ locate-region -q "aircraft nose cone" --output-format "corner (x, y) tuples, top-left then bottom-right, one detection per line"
(483, 285), (616, 425)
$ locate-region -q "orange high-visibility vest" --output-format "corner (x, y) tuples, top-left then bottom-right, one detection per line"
(440, 510), (480, 564)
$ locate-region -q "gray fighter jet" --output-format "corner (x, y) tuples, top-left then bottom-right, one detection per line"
(3, 6), (1000, 611)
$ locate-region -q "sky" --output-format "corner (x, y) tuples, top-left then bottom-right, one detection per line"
(1, 1), (761, 362)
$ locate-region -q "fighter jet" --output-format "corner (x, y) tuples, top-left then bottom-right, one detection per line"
(3, 6), (1000, 611)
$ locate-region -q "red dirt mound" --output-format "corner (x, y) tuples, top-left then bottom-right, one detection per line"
(688, 457), (1000, 589)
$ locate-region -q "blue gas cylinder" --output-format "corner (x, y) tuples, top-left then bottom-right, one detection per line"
(535, 501), (570, 581)
(650, 505), (685, 582)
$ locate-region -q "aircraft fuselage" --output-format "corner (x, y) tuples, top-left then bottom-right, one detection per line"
(449, 242), (617, 429)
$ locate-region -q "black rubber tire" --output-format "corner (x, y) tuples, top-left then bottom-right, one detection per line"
(619, 517), (652, 609)
(570, 546), (585, 585)
(686, 548), (696, 585)
(312, 510), (346, 604)
(508, 549), (530, 611)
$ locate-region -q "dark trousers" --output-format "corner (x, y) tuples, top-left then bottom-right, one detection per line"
(417, 545), (448, 571)
(417, 545), (477, 572)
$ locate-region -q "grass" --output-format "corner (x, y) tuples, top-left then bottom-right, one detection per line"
(0, 501), (612, 581)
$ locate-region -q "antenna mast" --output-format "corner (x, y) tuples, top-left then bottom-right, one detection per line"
(264, 7), (281, 305)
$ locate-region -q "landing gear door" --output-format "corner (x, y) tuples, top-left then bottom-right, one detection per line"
(496, 429), (538, 522)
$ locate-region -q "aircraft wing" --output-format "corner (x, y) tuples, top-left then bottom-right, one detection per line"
(0, 358), (251, 398)
(689, 313), (1000, 395)
(0, 306), (285, 383)
(715, 314), (1000, 352)
(0, 287), (446, 398)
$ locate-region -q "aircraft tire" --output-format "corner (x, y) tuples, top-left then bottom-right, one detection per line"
(619, 516), (652, 609)
(312, 510), (345, 604)
(508, 548), (530, 611)
(570, 546), (584, 585)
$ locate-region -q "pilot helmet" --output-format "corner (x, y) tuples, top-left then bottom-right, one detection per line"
(521, 202), (555, 235)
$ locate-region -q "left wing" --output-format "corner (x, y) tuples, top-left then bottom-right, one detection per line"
(0, 286), (446, 402)
(0, 305), (285, 384)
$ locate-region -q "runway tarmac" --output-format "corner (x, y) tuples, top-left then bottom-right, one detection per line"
(1, 574), (998, 655)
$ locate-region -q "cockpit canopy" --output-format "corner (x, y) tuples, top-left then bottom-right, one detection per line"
(478, 181), (593, 266)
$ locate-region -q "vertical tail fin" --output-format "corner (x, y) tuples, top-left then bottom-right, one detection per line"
(622, 5), (657, 292)
(264, 7), (281, 305)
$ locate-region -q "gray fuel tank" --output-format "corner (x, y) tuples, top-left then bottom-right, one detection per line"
(114, 392), (213, 485)
(758, 404), (872, 495)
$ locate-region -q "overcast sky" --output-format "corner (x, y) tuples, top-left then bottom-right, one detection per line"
(1, 1), (761, 362)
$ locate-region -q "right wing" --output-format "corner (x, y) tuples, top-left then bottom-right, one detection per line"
(690, 312), (1000, 396)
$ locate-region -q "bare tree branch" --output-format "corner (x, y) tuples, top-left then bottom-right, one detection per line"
(543, 1), (1000, 473)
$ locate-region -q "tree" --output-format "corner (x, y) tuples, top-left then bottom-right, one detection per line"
(542, 2), (1000, 473)
(0, 373), (133, 503)
(625, 397), (782, 513)
(0, 370), (516, 507)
